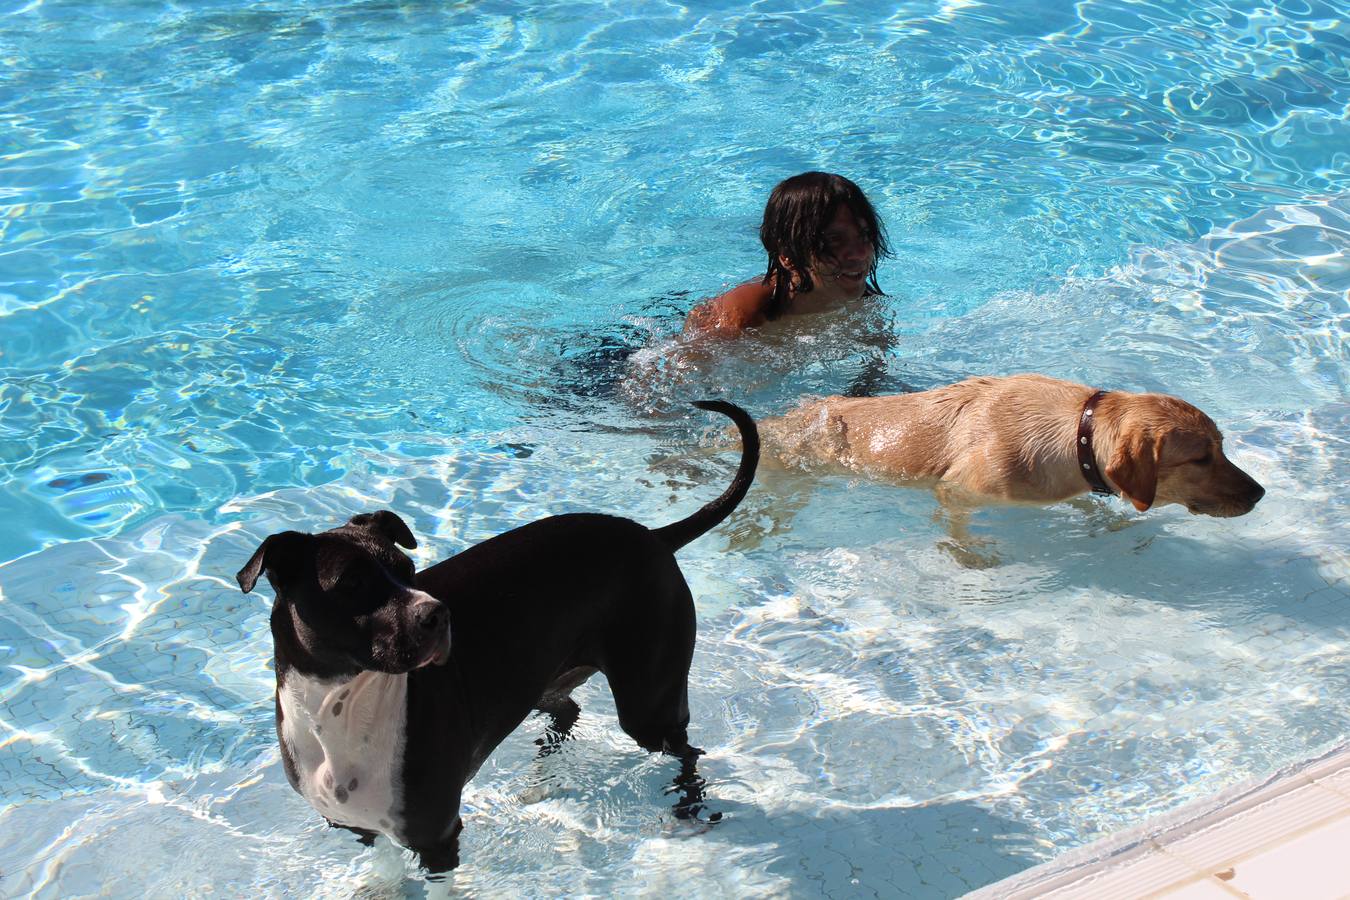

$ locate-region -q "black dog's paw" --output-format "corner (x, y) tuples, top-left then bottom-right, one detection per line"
(669, 800), (725, 834)
(414, 818), (464, 877)
(673, 803), (725, 826)
(664, 745), (722, 829)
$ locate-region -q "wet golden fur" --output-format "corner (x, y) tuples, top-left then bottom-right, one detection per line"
(760, 373), (1264, 517)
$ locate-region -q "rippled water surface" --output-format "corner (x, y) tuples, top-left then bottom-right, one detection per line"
(2, 0), (1348, 896)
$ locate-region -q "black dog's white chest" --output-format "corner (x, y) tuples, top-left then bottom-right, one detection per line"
(278, 671), (408, 837)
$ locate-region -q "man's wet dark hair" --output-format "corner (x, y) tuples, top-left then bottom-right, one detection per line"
(759, 172), (891, 320)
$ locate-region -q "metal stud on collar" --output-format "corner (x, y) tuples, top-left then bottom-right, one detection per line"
(1077, 391), (1115, 496)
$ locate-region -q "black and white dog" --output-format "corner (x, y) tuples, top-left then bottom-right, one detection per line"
(236, 400), (758, 873)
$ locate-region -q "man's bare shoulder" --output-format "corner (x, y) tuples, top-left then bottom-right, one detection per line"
(684, 280), (773, 338)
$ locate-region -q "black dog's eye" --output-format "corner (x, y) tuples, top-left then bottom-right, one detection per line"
(1192, 451), (1213, 466)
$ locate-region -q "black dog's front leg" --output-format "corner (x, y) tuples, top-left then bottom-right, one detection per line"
(413, 817), (464, 877)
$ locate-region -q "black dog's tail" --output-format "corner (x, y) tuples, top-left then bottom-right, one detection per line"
(652, 400), (759, 552)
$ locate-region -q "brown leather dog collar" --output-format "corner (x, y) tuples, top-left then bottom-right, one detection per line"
(1078, 390), (1115, 496)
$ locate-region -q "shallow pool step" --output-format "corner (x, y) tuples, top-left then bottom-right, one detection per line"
(966, 741), (1350, 899)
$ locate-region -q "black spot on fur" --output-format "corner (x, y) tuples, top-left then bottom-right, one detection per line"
(332, 702), (343, 716)
(348, 777), (359, 791)
(340, 689), (350, 700)
(379, 818), (391, 828)
(324, 771), (334, 789)
(335, 785), (349, 803)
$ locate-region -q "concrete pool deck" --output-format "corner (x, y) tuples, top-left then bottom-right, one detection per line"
(967, 741), (1350, 899)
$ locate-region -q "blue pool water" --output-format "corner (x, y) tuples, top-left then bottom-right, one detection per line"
(2, 0), (1348, 895)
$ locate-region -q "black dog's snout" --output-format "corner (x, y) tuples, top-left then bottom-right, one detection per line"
(413, 598), (448, 634)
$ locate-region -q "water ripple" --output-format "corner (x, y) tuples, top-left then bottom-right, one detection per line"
(2, 0), (1349, 895)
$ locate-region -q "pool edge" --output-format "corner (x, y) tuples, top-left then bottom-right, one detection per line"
(965, 739), (1350, 899)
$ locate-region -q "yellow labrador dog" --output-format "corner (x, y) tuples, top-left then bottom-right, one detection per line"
(759, 373), (1265, 517)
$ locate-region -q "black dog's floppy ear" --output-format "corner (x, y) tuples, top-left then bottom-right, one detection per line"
(347, 510), (417, 549)
(237, 531), (310, 593)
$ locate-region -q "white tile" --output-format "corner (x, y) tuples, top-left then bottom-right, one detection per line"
(1314, 764), (1350, 802)
(1300, 749), (1350, 785)
(970, 748), (1350, 900)
(1161, 782), (1347, 873)
(1157, 876), (1243, 899)
(1225, 814), (1350, 900)
(1036, 847), (1200, 900)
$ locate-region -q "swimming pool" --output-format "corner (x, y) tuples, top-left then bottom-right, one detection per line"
(1, 0), (1347, 895)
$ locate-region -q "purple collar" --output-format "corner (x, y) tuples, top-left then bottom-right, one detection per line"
(1077, 390), (1115, 496)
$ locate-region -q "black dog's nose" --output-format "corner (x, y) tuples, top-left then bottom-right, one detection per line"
(413, 598), (448, 634)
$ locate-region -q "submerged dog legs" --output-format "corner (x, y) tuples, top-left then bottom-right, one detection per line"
(414, 816), (463, 877)
(933, 483), (1002, 569)
(666, 746), (722, 826)
(534, 697), (582, 760)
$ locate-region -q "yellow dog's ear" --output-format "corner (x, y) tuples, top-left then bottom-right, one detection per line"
(1106, 428), (1162, 512)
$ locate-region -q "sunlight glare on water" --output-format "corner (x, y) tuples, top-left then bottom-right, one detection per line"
(1, 0), (1348, 896)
